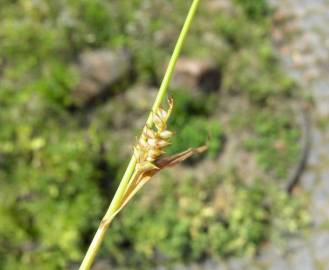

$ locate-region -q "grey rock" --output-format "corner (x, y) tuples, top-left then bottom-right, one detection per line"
(300, 171), (317, 190)
(171, 57), (221, 93)
(311, 129), (324, 148)
(267, 258), (290, 270)
(205, 0), (235, 14)
(311, 184), (328, 211)
(288, 246), (316, 270)
(203, 260), (227, 270)
(257, 244), (284, 265)
(73, 49), (131, 106)
(125, 85), (157, 112)
(310, 232), (329, 262)
(315, 100), (329, 118)
(227, 257), (254, 270)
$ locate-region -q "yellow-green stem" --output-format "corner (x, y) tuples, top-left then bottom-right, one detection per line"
(79, 1), (200, 269)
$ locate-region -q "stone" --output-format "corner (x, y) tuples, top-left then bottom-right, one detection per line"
(316, 100), (329, 118)
(273, 10), (291, 24)
(288, 246), (316, 270)
(72, 49), (131, 106)
(267, 258), (290, 270)
(307, 143), (321, 167)
(310, 232), (329, 262)
(125, 85), (157, 112)
(205, 0), (235, 14)
(257, 244), (283, 264)
(303, 68), (320, 82)
(300, 171), (317, 190)
(203, 259), (227, 270)
(171, 57), (221, 93)
(227, 257), (253, 270)
(124, 85), (158, 128)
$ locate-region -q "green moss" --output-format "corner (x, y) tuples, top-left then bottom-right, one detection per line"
(166, 91), (222, 159)
(168, 118), (222, 159)
(244, 111), (301, 178)
(0, 121), (105, 268)
(234, 0), (270, 22)
(104, 175), (307, 267)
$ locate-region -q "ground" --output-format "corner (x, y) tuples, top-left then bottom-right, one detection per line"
(160, 0), (329, 269)
(0, 1), (327, 269)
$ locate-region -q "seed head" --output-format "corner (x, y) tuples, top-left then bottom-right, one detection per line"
(134, 98), (174, 167)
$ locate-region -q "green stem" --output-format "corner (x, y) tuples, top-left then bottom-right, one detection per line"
(79, 1), (200, 269)
(146, 0), (201, 126)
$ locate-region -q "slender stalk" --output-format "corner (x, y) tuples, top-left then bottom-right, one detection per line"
(79, 1), (200, 269)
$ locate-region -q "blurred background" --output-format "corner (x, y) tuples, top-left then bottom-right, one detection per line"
(0, 0), (328, 269)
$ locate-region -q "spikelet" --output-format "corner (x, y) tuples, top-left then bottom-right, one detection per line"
(134, 97), (174, 170)
(103, 97), (207, 224)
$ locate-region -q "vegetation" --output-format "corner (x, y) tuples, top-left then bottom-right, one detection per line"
(0, 0), (307, 269)
(244, 110), (301, 178)
(105, 173), (307, 267)
(168, 91), (222, 158)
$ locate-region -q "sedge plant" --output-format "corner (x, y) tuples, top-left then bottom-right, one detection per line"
(79, 1), (202, 269)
